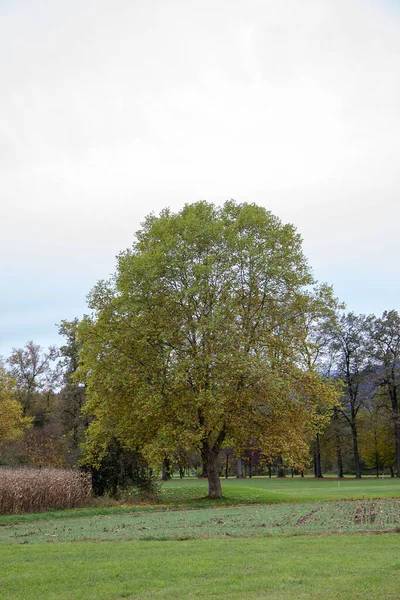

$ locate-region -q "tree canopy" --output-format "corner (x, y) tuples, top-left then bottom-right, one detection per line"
(0, 365), (31, 444)
(368, 310), (400, 477)
(7, 341), (58, 424)
(78, 201), (339, 497)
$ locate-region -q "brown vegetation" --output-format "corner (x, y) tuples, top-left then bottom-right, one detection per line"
(0, 467), (91, 514)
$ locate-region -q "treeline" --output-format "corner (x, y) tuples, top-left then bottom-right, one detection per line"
(0, 309), (399, 489)
(293, 308), (400, 480)
(313, 310), (400, 479)
(0, 320), (86, 470)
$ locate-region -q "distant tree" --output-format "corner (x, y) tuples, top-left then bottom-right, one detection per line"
(78, 201), (340, 498)
(358, 400), (396, 477)
(220, 446), (235, 478)
(298, 295), (342, 478)
(6, 342), (58, 423)
(367, 310), (400, 477)
(0, 365), (31, 444)
(20, 424), (67, 468)
(331, 406), (348, 478)
(327, 312), (371, 478)
(56, 319), (87, 463)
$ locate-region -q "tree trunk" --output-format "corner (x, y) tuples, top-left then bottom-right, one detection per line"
(200, 448), (208, 478)
(334, 410), (344, 478)
(268, 463), (272, 478)
(350, 422), (361, 479)
(337, 446), (344, 479)
(201, 430), (225, 498)
(276, 455), (285, 478)
(374, 432), (380, 478)
(161, 457), (171, 481)
(391, 399), (400, 477)
(205, 450), (223, 498)
(237, 456), (243, 479)
(314, 433), (323, 478)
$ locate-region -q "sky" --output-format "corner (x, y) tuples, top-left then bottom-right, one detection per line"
(1, 0), (400, 357)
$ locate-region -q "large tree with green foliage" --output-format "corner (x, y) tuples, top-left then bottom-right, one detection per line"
(78, 201), (339, 497)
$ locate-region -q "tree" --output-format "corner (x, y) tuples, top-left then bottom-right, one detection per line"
(56, 319), (87, 462)
(327, 312), (370, 478)
(318, 408), (350, 477)
(20, 425), (67, 468)
(0, 365), (31, 444)
(358, 400), (396, 477)
(78, 201), (339, 498)
(6, 342), (58, 423)
(297, 289), (343, 478)
(368, 310), (400, 477)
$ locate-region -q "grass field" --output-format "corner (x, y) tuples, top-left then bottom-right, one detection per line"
(2, 535), (400, 599)
(2, 499), (400, 543)
(159, 475), (400, 505)
(2, 477), (400, 599)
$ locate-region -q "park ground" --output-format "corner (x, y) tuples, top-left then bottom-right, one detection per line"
(1, 476), (400, 599)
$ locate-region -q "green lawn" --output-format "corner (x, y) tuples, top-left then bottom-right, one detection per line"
(159, 475), (400, 505)
(2, 535), (400, 599)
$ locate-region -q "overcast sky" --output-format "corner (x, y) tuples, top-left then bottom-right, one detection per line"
(1, 0), (400, 356)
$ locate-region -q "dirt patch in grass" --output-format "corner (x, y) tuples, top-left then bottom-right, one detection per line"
(296, 508), (320, 525)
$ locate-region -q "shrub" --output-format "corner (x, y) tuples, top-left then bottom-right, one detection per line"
(86, 440), (157, 499)
(0, 467), (92, 514)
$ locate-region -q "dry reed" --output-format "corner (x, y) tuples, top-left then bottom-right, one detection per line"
(0, 467), (92, 514)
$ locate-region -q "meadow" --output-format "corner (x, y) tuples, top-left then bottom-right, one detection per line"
(158, 474), (400, 505)
(2, 476), (400, 599)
